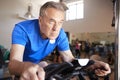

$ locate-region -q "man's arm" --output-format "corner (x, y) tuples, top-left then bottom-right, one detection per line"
(59, 50), (111, 77)
(59, 50), (75, 62)
(8, 44), (45, 80)
(8, 44), (25, 75)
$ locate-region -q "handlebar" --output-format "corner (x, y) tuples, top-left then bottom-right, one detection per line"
(44, 59), (95, 80)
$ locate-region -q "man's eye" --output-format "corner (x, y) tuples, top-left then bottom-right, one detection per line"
(59, 22), (63, 25)
(49, 21), (54, 24)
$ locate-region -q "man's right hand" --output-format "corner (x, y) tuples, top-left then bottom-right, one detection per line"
(20, 62), (45, 80)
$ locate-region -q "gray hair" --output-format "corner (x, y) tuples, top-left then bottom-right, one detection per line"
(39, 1), (66, 16)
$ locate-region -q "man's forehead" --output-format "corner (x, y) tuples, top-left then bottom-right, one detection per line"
(44, 8), (65, 20)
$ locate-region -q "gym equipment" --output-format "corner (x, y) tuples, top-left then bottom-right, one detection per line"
(44, 59), (95, 80)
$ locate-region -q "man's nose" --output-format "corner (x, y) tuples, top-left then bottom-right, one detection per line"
(53, 23), (59, 31)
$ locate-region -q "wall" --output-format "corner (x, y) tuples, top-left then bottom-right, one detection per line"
(0, 0), (115, 49)
(63, 0), (115, 33)
(73, 32), (115, 43)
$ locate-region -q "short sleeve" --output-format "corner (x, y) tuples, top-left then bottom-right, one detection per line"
(12, 24), (28, 46)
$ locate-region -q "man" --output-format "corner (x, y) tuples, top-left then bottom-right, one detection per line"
(9, 1), (111, 80)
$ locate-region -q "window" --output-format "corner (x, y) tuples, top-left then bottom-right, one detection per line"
(66, 0), (84, 21)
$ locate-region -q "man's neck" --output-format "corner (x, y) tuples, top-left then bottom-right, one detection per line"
(40, 31), (48, 39)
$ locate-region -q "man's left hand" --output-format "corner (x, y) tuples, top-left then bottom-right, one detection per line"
(88, 60), (111, 77)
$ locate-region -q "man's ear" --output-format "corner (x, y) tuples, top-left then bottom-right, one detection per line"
(39, 16), (41, 22)
(39, 16), (44, 25)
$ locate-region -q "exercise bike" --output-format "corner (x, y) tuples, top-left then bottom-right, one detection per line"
(44, 58), (97, 80)
(14, 59), (108, 80)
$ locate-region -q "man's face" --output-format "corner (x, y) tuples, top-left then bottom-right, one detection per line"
(39, 8), (65, 40)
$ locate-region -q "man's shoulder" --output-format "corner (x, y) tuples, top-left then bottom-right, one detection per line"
(59, 28), (65, 34)
(17, 19), (38, 25)
(14, 19), (39, 33)
(56, 28), (67, 41)
(59, 28), (66, 37)
(15, 19), (39, 30)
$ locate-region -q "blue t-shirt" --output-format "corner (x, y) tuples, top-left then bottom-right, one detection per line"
(12, 19), (69, 63)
